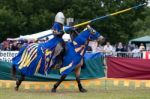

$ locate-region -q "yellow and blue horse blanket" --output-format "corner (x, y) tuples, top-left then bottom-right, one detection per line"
(12, 37), (63, 76)
(12, 28), (100, 76)
(60, 29), (100, 75)
(12, 22), (64, 76)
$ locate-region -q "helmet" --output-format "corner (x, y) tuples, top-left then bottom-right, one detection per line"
(55, 12), (65, 25)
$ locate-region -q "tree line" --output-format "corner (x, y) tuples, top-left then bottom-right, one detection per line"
(0, 0), (149, 43)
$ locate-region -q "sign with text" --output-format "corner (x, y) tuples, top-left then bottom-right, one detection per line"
(0, 51), (18, 63)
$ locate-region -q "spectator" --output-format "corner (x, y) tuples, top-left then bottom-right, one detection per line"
(17, 43), (22, 50)
(3, 40), (10, 51)
(147, 47), (150, 51)
(132, 45), (141, 58)
(97, 44), (104, 52)
(11, 41), (19, 51)
(103, 42), (113, 56)
(116, 42), (124, 57)
(128, 43), (135, 52)
(116, 42), (124, 52)
(139, 43), (145, 51)
(123, 43), (129, 52)
(88, 40), (98, 52)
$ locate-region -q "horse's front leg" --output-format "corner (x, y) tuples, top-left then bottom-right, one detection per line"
(75, 67), (87, 92)
(51, 74), (67, 93)
(15, 73), (25, 91)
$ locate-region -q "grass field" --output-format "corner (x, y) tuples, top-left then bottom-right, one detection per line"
(1, 80), (150, 99)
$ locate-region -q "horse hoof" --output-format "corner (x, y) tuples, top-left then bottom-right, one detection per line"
(51, 88), (56, 93)
(80, 88), (87, 93)
(14, 87), (18, 91)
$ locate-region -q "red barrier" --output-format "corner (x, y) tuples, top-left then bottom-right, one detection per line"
(143, 51), (150, 59)
(107, 57), (150, 80)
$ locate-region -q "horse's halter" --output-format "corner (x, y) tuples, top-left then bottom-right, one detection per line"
(88, 28), (97, 41)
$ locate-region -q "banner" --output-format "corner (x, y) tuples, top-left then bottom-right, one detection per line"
(107, 57), (150, 80)
(0, 52), (105, 81)
(0, 51), (18, 63)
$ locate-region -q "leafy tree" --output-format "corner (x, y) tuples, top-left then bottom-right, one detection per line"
(132, 8), (150, 38)
(0, 0), (148, 43)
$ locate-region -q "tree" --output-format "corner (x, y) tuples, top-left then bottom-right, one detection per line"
(0, 0), (148, 43)
(132, 8), (150, 38)
(64, 0), (148, 43)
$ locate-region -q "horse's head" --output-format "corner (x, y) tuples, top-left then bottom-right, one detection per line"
(73, 25), (104, 46)
(86, 25), (104, 41)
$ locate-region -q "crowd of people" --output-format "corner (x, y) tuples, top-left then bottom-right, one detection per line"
(1, 39), (150, 56)
(88, 40), (150, 58)
(0, 39), (47, 51)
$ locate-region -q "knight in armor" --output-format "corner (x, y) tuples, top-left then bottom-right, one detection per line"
(51, 12), (66, 66)
(11, 12), (66, 91)
(52, 12), (65, 37)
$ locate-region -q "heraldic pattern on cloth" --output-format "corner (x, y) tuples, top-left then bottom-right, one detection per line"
(12, 26), (100, 77)
(60, 29), (100, 75)
(12, 22), (64, 76)
(12, 37), (63, 76)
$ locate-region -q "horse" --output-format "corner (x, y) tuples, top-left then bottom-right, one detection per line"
(11, 25), (103, 92)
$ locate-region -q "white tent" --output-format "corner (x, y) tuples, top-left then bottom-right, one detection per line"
(7, 29), (71, 41)
(19, 29), (54, 40)
(7, 29), (53, 41)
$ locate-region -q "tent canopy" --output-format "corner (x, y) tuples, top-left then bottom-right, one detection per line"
(7, 29), (53, 41)
(7, 28), (71, 41)
(130, 36), (150, 43)
(19, 29), (54, 40)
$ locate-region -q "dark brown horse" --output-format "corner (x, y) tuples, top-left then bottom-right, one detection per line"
(12, 25), (104, 92)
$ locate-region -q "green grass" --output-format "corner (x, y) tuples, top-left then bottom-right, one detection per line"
(0, 80), (150, 99)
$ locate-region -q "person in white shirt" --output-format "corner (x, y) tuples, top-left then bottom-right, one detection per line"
(139, 43), (145, 51)
(132, 45), (141, 57)
(88, 40), (98, 52)
(103, 42), (113, 56)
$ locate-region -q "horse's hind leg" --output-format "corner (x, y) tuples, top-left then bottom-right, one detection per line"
(75, 67), (87, 92)
(15, 74), (25, 91)
(11, 65), (17, 79)
(51, 74), (67, 93)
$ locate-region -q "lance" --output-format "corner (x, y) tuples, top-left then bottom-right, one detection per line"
(37, 3), (146, 40)
(73, 3), (146, 28)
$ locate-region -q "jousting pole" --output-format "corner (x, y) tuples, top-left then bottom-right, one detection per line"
(38, 3), (146, 40)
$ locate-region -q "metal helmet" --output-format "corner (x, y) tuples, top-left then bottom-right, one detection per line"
(55, 12), (65, 25)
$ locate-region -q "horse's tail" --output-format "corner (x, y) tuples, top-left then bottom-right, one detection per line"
(11, 64), (17, 80)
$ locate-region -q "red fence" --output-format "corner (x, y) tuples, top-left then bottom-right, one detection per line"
(107, 56), (150, 80)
